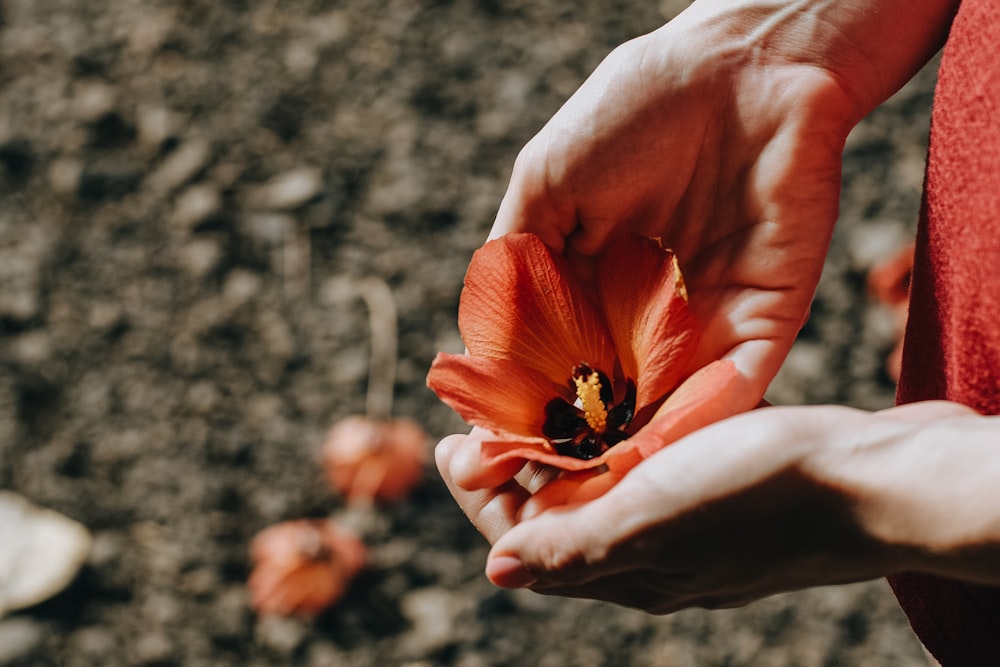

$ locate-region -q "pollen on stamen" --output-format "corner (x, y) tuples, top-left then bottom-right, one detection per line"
(573, 368), (608, 434)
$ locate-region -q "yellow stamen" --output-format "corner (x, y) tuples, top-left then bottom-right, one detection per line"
(574, 370), (608, 433)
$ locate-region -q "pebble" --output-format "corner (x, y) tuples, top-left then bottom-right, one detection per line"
(221, 269), (263, 311)
(72, 80), (117, 122)
(171, 183), (222, 231)
(0, 492), (92, 616)
(178, 238), (224, 279)
(131, 632), (175, 665)
(7, 331), (51, 365)
(242, 212), (295, 245)
(148, 139), (212, 195)
(48, 157), (83, 196)
(68, 626), (116, 658)
(248, 167), (322, 210)
(136, 105), (178, 148)
(0, 617), (45, 664)
(399, 587), (462, 655)
(255, 615), (309, 656)
(846, 220), (909, 270)
(210, 586), (250, 640)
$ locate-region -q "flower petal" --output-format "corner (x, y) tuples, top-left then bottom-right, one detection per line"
(506, 360), (748, 510)
(597, 235), (699, 412)
(605, 359), (747, 472)
(480, 438), (608, 472)
(427, 352), (567, 439)
(460, 233), (617, 386)
(519, 469), (611, 518)
(476, 361), (745, 473)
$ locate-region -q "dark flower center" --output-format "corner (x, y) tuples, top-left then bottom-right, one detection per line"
(541, 363), (636, 460)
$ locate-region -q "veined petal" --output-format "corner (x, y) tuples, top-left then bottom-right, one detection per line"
(597, 235), (699, 412)
(459, 233), (616, 387)
(426, 352), (568, 439)
(520, 470), (616, 518)
(503, 361), (747, 507)
(479, 439), (610, 472)
(606, 359), (746, 471)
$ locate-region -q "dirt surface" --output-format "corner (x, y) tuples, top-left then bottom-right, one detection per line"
(0, 1), (940, 665)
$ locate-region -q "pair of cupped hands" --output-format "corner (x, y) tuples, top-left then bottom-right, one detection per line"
(435, 0), (986, 613)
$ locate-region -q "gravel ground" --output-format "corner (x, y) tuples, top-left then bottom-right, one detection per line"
(1, 1), (939, 665)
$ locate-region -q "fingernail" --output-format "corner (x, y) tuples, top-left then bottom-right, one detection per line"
(486, 555), (536, 589)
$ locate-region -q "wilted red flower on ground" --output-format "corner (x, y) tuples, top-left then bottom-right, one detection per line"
(248, 519), (365, 617)
(867, 241), (915, 382)
(426, 233), (740, 498)
(322, 416), (427, 504)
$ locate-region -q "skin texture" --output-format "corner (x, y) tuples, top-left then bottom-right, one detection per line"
(434, 0), (1000, 613)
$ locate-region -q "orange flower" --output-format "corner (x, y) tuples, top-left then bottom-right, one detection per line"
(867, 241), (914, 382)
(427, 233), (741, 492)
(322, 416), (427, 505)
(248, 519), (365, 617)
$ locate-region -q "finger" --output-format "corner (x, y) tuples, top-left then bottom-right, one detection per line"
(435, 434), (529, 544)
(519, 469), (611, 520)
(490, 141), (575, 250)
(448, 427), (529, 490)
(485, 484), (638, 588)
(513, 461), (561, 496)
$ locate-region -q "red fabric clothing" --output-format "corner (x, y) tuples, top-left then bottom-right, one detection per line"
(891, 0), (1000, 663)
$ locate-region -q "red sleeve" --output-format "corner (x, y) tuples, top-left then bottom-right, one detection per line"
(891, 0), (1000, 663)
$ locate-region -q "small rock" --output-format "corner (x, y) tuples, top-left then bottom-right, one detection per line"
(255, 615), (309, 656)
(72, 80), (117, 122)
(0, 617), (45, 664)
(171, 183), (222, 231)
(0, 492), (92, 617)
(308, 11), (351, 45)
(87, 301), (125, 332)
(48, 157), (83, 197)
(284, 41), (318, 78)
(255, 309), (296, 362)
(242, 212), (295, 245)
(148, 139), (212, 195)
(136, 106), (178, 148)
(221, 270), (263, 311)
(210, 586), (250, 640)
(399, 587), (462, 655)
(248, 167), (322, 210)
(131, 632), (175, 665)
(7, 331), (51, 365)
(178, 238), (224, 279)
(68, 626), (116, 658)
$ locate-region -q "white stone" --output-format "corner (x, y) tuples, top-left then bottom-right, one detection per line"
(249, 167), (322, 210)
(0, 492), (92, 617)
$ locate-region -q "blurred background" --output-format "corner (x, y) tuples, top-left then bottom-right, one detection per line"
(0, 0), (937, 665)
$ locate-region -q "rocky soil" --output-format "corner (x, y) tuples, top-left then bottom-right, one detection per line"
(1, 0), (939, 665)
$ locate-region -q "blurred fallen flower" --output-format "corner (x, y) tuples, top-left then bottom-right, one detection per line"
(867, 241), (915, 382)
(322, 276), (427, 505)
(322, 415), (427, 504)
(427, 233), (740, 504)
(248, 519), (366, 617)
(0, 491), (92, 618)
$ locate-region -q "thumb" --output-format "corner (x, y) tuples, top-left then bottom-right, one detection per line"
(484, 487), (636, 589)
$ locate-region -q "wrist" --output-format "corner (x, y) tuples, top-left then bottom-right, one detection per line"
(808, 407), (1000, 585)
(658, 0), (958, 124)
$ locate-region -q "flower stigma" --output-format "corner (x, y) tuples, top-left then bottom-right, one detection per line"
(573, 367), (608, 433)
(542, 363), (637, 460)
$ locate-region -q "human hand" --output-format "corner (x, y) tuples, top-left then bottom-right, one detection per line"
(491, 11), (853, 398)
(440, 401), (1000, 612)
(441, 0), (957, 488)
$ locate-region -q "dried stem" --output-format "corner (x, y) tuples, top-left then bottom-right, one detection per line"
(356, 277), (397, 421)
